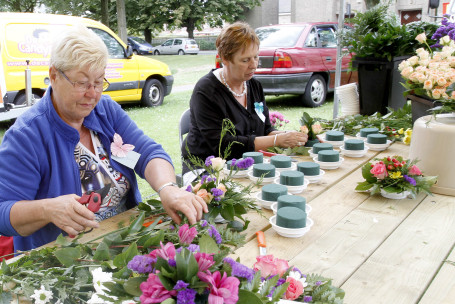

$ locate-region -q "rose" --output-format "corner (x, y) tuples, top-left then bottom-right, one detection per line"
(253, 255), (289, 278)
(415, 33), (427, 44)
(211, 157), (226, 171)
(408, 165), (422, 175)
(196, 189), (213, 203)
(300, 125), (309, 134)
(178, 224), (198, 245)
(370, 163), (388, 179)
(140, 273), (177, 304)
(311, 122), (323, 134)
(284, 277), (304, 300)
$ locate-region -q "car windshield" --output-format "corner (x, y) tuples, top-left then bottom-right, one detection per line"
(256, 25), (306, 47)
(131, 37), (147, 44)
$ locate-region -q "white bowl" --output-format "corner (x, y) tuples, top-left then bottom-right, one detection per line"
(339, 146), (369, 158)
(312, 156), (344, 170)
(269, 216), (314, 238)
(304, 169), (325, 183)
(248, 170), (280, 185)
(380, 189), (411, 199)
(274, 162), (297, 173)
(255, 192), (278, 209)
(365, 140), (392, 151)
(274, 177), (309, 194)
(222, 167), (250, 178)
(317, 134), (344, 148)
(271, 202), (312, 215)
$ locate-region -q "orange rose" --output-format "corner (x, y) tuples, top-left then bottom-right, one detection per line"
(196, 189), (213, 203)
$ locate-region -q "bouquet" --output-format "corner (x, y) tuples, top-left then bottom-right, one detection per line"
(299, 112), (323, 141)
(399, 17), (455, 114)
(355, 155), (437, 198)
(269, 111), (289, 130)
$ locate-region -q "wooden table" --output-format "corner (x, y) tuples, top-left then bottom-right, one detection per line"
(12, 141), (454, 304)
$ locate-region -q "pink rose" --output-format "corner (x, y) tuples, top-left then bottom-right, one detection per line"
(198, 271), (240, 304)
(195, 252), (215, 273)
(196, 189), (213, 203)
(140, 273), (177, 303)
(284, 277), (304, 300)
(275, 258), (290, 277)
(408, 165), (422, 176)
(311, 122), (323, 134)
(149, 242), (176, 261)
(178, 224), (198, 245)
(253, 255), (289, 278)
(300, 125), (309, 134)
(370, 163), (388, 179)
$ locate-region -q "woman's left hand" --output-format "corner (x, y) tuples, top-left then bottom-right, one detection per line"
(277, 131), (308, 147)
(159, 186), (208, 225)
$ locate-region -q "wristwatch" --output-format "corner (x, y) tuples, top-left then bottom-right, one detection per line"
(157, 182), (179, 195)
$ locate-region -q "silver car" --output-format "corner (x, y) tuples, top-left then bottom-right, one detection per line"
(154, 38), (199, 55)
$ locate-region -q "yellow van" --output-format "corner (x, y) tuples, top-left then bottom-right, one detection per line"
(0, 12), (173, 107)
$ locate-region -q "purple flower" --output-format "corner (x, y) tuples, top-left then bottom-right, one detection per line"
(169, 258), (177, 267)
(177, 288), (197, 304)
(127, 255), (155, 273)
(304, 296), (313, 302)
(208, 224), (222, 244)
(185, 185), (192, 192)
(315, 280), (322, 286)
(404, 174), (417, 186)
(200, 220), (208, 227)
(201, 175), (208, 184)
(187, 244), (200, 252)
(237, 157), (254, 169)
(231, 158), (237, 167)
(211, 188), (224, 201)
(205, 156), (215, 167)
(174, 280), (189, 290)
(223, 257), (255, 282)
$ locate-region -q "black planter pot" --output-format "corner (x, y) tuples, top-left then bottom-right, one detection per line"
(406, 94), (442, 124)
(353, 56), (410, 115)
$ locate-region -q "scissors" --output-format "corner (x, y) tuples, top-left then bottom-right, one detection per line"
(78, 183), (111, 213)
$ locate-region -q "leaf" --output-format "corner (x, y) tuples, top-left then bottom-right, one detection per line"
(55, 233), (72, 247)
(220, 204), (235, 221)
(355, 181), (373, 191)
(53, 247), (81, 267)
(176, 248), (199, 282)
(123, 276), (147, 296)
(237, 289), (264, 304)
(143, 229), (165, 248)
(126, 211), (145, 236)
(93, 242), (111, 261)
(199, 234), (219, 254)
(157, 272), (175, 290)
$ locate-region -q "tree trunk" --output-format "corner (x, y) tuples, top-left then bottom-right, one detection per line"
(186, 18), (195, 39)
(116, 0), (128, 43)
(101, 0), (109, 27)
(144, 28), (152, 43)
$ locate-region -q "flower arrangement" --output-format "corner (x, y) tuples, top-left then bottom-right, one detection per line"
(355, 155), (437, 198)
(269, 111), (289, 130)
(399, 17), (455, 114)
(299, 112), (323, 141)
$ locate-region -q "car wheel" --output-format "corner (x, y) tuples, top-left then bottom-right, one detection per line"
(141, 79), (164, 107)
(133, 50), (138, 55)
(154, 50), (160, 55)
(178, 49), (185, 55)
(13, 92), (42, 105)
(302, 74), (327, 107)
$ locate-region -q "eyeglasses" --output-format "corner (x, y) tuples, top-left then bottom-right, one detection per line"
(58, 69), (110, 93)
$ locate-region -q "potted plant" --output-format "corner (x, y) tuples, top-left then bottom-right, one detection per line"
(339, 2), (438, 115)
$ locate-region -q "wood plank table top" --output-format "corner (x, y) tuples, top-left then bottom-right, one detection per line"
(9, 141), (455, 304)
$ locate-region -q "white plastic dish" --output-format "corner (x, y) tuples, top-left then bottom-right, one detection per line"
(271, 202), (312, 215)
(312, 156), (344, 170)
(274, 177), (310, 194)
(269, 216), (314, 238)
(248, 170), (279, 184)
(255, 192), (278, 209)
(274, 162), (297, 173)
(222, 167), (250, 178)
(365, 140), (392, 151)
(317, 134), (344, 148)
(304, 169), (325, 183)
(339, 146), (369, 158)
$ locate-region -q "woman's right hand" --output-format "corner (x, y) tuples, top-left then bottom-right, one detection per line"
(276, 131), (309, 148)
(44, 194), (99, 236)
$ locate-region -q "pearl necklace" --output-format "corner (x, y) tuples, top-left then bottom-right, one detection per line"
(221, 71), (247, 98)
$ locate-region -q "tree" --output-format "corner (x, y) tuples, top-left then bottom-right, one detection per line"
(365, 0), (381, 10)
(0, 0), (40, 12)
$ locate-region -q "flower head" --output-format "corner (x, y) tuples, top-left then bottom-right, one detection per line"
(253, 255), (289, 278)
(370, 163), (388, 179)
(198, 271), (240, 304)
(415, 33), (427, 44)
(195, 252), (216, 272)
(178, 224), (198, 245)
(140, 273), (177, 304)
(128, 255), (155, 273)
(284, 277), (304, 300)
(409, 165), (422, 175)
(208, 224), (222, 244)
(149, 242), (176, 261)
(404, 175), (417, 186)
(30, 285), (53, 304)
(91, 267), (113, 295)
(224, 257), (255, 282)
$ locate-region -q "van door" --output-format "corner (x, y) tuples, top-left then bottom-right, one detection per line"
(90, 28), (139, 99)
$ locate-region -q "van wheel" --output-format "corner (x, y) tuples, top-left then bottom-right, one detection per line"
(178, 50), (185, 55)
(141, 79), (164, 107)
(133, 50), (138, 55)
(14, 92), (42, 106)
(154, 50), (160, 55)
(301, 75), (326, 107)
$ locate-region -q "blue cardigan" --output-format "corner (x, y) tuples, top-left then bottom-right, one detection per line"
(0, 88), (172, 251)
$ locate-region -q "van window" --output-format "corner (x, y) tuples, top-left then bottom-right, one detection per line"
(90, 28), (125, 59)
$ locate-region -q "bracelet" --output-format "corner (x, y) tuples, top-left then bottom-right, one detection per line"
(273, 134), (278, 146)
(157, 182), (178, 195)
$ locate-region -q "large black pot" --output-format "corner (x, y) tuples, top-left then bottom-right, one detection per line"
(352, 56), (410, 115)
(406, 94), (442, 124)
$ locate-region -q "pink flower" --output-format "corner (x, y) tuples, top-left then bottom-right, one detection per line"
(300, 125), (309, 134)
(149, 242), (176, 261)
(311, 122), (323, 134)
(284, 277), (304, 300)
(140, 273), (177, 303)
(198, 271), (240, 304)
(178, 224), (198, 245)
(253, 255), (289, 278)
(195, 252), (215, 273)
(408, 165), (422, 176)
(370, 163), (388, 179)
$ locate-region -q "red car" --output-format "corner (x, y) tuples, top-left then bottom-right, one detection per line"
(217, 22), (357, 107)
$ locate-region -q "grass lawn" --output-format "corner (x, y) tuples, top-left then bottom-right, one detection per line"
(0, 54), (338, 198)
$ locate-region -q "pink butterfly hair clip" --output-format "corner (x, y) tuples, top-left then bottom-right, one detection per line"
(111, 133), (135, 157)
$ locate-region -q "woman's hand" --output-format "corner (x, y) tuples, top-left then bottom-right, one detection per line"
(159, 186), (208, 225)
(276, 131), (309, 148)
(43, 194), (100, 236)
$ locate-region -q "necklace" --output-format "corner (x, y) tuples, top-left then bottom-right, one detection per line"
(221, 71), (247, 98)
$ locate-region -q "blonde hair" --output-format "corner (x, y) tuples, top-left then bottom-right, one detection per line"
(50, 24), (108, 73)
(216, 22), (260, 62)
